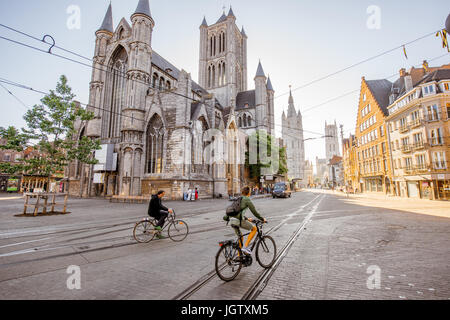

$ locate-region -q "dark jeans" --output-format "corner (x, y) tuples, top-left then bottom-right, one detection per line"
(152, 210), (169, 228)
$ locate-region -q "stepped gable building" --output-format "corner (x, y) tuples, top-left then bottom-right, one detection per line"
(67, 1), (276, 199)
(282, 88), (305, 185)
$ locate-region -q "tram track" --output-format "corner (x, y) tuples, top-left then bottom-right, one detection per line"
(171, 193), (324, 300)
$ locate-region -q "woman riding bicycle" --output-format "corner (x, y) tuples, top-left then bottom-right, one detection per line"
(225, 186), (267, 255)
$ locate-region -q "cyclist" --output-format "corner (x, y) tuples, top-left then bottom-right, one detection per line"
(226, 186), (267, 255)
(148, 190), (173, 239)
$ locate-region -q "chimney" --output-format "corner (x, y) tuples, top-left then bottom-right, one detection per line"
(404, 74), (413, 92)
(399, 68), (406, 77)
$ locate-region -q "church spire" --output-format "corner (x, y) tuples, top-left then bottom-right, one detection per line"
(255, 60), (266, 78)
(267, 76), (274, 91)
(287, 86), (296, 117)
(133, 0), (152, 19)
(228, 6), (235, 18)
(288, 85), (294, 105)
(98, 3), (113, 33)
(200, 16), (208, 27)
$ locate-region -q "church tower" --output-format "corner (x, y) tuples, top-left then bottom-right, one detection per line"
(120, 0), (154, 196)
(325, 120), (340, 161)
(282, 88), (305, 183)
(198, 7), (247, 108)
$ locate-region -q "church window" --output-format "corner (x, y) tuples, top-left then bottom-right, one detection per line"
(218, 63), (222, 86)
(152, 73), (158, 88)
(104, 45), (127, 139)
(166, 81), (171, 90)
(222, 32), (226, 52)
(247, 116), (252, 127)
(191, 117), (209, 173)
(146, 114), (165, 174)
(243, 114), (248, 127)
(212, 65), (216, 87)
(221, 62), (226, 85)
(159, 77), (165, 90)
(238, 117), (242, 128)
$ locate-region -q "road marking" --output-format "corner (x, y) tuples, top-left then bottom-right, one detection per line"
(0, 237), (53, 249)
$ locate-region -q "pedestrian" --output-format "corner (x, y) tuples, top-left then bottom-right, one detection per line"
(195, 188), (199, 201)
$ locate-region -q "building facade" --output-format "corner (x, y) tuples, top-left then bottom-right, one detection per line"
(282, 89), (305, 185)
(67, 1), (276, 199)
(386, 64), (450, 200)
(354, 77), (393, 194)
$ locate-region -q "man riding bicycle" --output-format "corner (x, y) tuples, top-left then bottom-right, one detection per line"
(148, 190), (173, 239)
(225, 186), (267, 255)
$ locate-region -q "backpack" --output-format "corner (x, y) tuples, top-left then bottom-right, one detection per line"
(226, 196), (242, 219)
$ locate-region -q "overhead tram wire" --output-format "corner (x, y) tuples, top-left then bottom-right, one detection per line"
(274, 29), (441, 100)
(0, 33), (200, 104)
(0, 82), (30, 110)
(0, 23), (443, 108)
(1, 24), (448, 140)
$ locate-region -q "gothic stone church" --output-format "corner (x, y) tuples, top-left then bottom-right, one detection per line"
(67, 0), (276, 199)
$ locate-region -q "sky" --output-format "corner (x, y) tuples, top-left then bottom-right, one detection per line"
(0, 0), (449, 171)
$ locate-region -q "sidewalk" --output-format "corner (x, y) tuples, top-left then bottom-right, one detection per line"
(305, 189), (450, 219)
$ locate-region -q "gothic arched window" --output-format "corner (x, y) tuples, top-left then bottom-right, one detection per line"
(238, 117), (242, 128)
(104, 45), (128, 139)
(208, 66), (212, 88)
(191, 117), (209, 173)
(212, 65), (216, 87)
(146, 114), (165, 174)
(152, 73), (158, 88)
(159, 76), (165, 90)
(243, 114), (248, 127)
(247, 115), (252, 127)
(221, 62), (226, 85)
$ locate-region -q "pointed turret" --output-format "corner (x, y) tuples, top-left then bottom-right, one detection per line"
(228, 6), (235, 18)
(98, 3), (114, 33)
(200, 16), (208, 28)
(255, 61), (266, 79)
(132, 0), (152, 19)
(241, 26), (247, 38)
(267, 76), (274, 91)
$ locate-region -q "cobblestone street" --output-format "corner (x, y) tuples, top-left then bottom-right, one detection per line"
(0, 190), (449, 300)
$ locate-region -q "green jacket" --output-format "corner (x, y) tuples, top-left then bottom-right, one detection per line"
(223, 196), (264, 222)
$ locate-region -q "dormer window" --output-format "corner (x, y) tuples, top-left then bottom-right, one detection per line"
(423, 84), (435, 95)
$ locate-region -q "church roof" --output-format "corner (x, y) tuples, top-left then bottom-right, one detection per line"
(151, 51), (208, 96)
(255, 61), (265, 78)
(98, 3), (114, 33)
(236, 90), (255, 110)
(216, 12), (227, 24)
(133, 0), (152, 18)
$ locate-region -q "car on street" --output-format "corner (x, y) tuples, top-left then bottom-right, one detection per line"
(272, 182), (292, 198)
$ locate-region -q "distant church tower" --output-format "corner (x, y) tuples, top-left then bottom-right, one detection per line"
(282, 88), (305, 182)
(325, 121), (340, 161)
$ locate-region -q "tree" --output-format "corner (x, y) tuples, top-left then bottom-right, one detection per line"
(245, 130), (288, 181)
(0, 75), (100, 191)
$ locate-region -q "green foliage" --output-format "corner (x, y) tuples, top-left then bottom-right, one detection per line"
(0, 75), (100, 178)
(245, 130), (288, 179)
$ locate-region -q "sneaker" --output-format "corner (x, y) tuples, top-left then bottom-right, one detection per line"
(154, 226), (162, 231)
(241, 247), (252, 255)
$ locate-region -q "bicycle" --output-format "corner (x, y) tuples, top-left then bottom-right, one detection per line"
(133, 210), (189, 243)
(215, 220), (277, 282)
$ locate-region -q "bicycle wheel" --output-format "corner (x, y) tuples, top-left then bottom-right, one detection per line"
(255, 235), (277, 268)
(215, 243), (243, 282)
(168, 220), (189, 242)
(133, 219), (156, 243)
